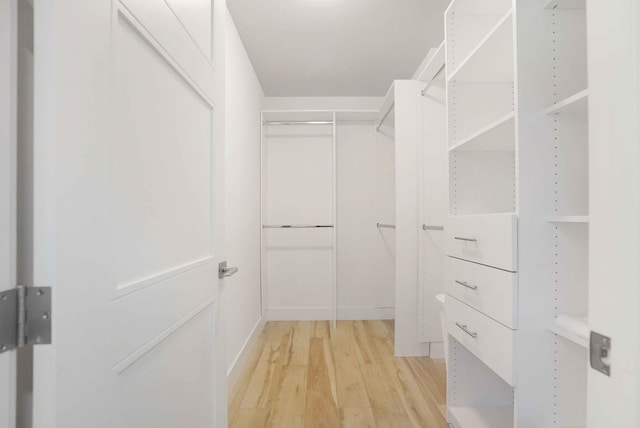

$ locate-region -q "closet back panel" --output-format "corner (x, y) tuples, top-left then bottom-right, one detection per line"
(265, 125), (333, 311)
(336, 122), (379, 308)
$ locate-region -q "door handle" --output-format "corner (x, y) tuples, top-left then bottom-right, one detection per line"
(455, 280), (478, 290)
(455, 322), (478, 339)
(218, 261), (239, 279)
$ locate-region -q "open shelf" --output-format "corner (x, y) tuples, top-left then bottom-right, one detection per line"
(549, 315), (589, 348)
(546, 215), (589, 223)
(448, 10), (514, 83)
(544, 89), (589, 116)
(544, 0), (586, 10)
(450, 112), (515, 152)
(449, 406), (514, 428)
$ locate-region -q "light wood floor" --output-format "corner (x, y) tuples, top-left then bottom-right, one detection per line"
(229, 320), (448, 428)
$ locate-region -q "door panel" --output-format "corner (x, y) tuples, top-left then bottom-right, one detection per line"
(113, 11), (214, 292)
(32, 1), (225, 427)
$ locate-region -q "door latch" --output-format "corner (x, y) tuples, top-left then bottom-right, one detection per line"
(0, 286), (52, 354)
(590, 331), (611, 377)
(218, 262), (239, 279)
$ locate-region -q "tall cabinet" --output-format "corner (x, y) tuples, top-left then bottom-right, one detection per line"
(444, 0), (589, 427)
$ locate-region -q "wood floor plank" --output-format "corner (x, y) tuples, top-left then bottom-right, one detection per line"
(285, 321), (313, 366)
(360, 364), (412, 428)
(331, 320), (357, 360)
(363, 320), (396, 362)
(383, 359), (449, 428)
(230, 321), (448, 428)
(240, 323), (292, 409)
(230, 408), (270, 428)
(266, 365), (307, 427)
(314, 320), (330, 338)
(335, 355), (371, 409)
(352, 320), (383, 365)
(340, 408), (378, 428)
(229, 323), (274, 424)
(305, 338), (340, 427)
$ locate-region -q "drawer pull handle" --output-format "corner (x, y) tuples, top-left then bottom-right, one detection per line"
(454, 236), (477, 242)
(455, 280), (478, 290)
(455, 322), (478, 339)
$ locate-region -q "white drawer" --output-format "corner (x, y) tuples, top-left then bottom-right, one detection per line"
(445, 214), (517, 272)
(446, 296), (515, 386)
(445, 257), (518, 329)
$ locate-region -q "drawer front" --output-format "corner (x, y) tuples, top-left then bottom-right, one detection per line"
(445, 214), (517, 272)
(445, 257), (518, 329)
(446, 295), (515, 386)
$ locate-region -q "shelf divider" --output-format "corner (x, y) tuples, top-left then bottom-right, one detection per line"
(449, 406), (514, 428)
(449, 112), (515, 152)
(548, 315), (589, 349)
(544, 89), (589, 116)
(447, 10), (514, 83)
(546, 215), (589, 224)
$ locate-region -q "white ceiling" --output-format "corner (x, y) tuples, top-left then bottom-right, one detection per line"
(227, 0), (450, 97)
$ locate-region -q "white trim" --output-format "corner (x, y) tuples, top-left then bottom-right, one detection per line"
(336, 306), (395, 320)
(429, 342), (446, 359)
(114, 256), (216, 299)
(112, 297), (215, 374)
(268, 307), (333, 321)
(226, 316), (267, 392)
(268, 306), (395, 321)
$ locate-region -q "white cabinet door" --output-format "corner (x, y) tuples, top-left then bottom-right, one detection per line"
(587, 0), (640, 426)
(0, 1), (17, 426)
(32, 1), (227, 427)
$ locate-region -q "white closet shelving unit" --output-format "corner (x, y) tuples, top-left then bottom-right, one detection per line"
(261, 110), (338, 325)
(444, 0), (589, 427)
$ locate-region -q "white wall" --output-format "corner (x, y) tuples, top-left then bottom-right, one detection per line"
(223, 11), (265, 387)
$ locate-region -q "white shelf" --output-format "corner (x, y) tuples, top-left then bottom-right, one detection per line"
(448, 10), (514, 83)
(449, 406), (514, 428)
(450, 112), (515, 152)
(546, 215), (589, 223)
(549, 315), (589, 348)
(543, 0), (586, 10)
(544, 89), (589, 116)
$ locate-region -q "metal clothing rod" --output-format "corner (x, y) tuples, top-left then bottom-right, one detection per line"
(421, 64), (446, 96)
(263, 121), (334, 126)
(375, 102), (395, 133)
(422, 225), (444, 231)
(263, 224), (334, 229)
(377, 223), (396, 229)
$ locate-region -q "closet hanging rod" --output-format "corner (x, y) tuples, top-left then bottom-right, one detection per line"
(377, 223), (396, 229)
(262, 224), (334, 229)
(263, 121), (334, 126)
(422, 225), (444, 231)
(375, 102), (395, 133)
(421, 64), (446, 96)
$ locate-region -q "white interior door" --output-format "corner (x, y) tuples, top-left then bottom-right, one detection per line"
(587, 0), (640, 426)
(0, 1), (17, 426)
(32, 1), (227, 427)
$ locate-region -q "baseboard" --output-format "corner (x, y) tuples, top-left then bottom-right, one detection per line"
(429, 341), (445, 359)
(267, 306), (396, 321)
(337, 306), (395, 320)
(227, 316), (267, 392)
(267, 307), (333, 321)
